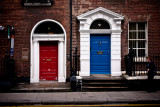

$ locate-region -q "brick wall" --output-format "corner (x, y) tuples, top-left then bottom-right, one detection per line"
(72, 0), (160, 71)
(0, 0), (70, 78)
(0, 0), (160, 78)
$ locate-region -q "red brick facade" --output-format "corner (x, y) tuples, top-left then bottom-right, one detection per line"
(72, 0), (160, 70)
(0, 0), (70, 78)
(0, 0), (160, 78)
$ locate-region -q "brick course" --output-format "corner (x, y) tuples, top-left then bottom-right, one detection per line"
(72, 0), (160, 71)
(0, 0), (160, 78)
(0, 0), (70, 78)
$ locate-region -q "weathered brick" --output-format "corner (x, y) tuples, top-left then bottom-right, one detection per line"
(0, 0), (160, 78)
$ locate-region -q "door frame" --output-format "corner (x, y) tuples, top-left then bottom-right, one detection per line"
(90, 34), (111, 74)
(30, 19), (66, 83)
(77, 7), (124, 77)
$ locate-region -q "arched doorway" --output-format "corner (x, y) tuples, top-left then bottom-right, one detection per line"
(90, 19), (111, 74)
(77, 7), (124, 77)
(30, 19), (66, 83)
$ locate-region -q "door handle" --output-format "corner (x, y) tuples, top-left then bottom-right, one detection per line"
(43, 59), (45, 61)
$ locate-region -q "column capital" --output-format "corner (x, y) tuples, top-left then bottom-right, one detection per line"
(33, 39), (38, 43)
(59, 39), (64, 42)
(111, 30), (122, 34)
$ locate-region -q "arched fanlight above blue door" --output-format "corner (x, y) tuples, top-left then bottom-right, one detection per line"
(90, 19), (110, 29)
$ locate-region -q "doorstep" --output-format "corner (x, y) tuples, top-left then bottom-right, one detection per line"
(9, 81), (70, 92)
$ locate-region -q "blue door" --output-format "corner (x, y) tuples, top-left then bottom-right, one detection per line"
(90, 34), (111, 74)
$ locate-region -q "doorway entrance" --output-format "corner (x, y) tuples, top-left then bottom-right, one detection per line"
(40, 41), (58, 81)
(30, 19), (67, 83)
(90, 34), (111, 74)
(77, 7), (124, 77)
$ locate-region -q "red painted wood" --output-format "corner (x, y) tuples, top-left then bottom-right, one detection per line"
(40, 42), (58, 81)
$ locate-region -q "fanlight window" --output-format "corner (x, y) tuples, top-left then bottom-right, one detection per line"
(34, 21), (63, 34)
(90, 19), (110, 29)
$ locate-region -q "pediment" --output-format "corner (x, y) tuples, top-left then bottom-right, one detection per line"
(77, 7), (124, 20)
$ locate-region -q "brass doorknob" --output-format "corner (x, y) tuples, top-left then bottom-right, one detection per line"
(43, 59), (45, 61)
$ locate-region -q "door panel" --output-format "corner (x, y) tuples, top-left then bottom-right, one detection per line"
(90, 34), (111, 74)
(40, 42), (58, 81)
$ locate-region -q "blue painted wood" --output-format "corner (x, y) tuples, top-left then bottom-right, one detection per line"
(90, 34), (111, 74)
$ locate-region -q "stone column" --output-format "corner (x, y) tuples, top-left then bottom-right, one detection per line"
(80, 32), (90, 76)
(58, 40), (65, 82)
(111, 32), (122, 76)
(32, 40), (39, 83)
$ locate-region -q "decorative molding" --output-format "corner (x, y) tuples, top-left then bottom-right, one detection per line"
(79, 30), (90, 33)
(90, 29), (111, 34)
(77, 7), (124, 77)
(33, 34), (65, 42)
(77, 7), (124, 20)
(111, 30), (123, 33)
(33, 34), (64, 38)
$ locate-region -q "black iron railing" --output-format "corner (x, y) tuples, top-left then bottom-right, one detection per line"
(72, 46), (80, 76)
(70, 46), (81, 92)
(125, 51), (160, 76)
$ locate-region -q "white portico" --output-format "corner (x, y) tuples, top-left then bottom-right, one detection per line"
(77, 7), (124, 77)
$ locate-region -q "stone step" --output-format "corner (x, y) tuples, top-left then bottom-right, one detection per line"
(0, 81), (71, 93)
(82, 82), (127, 87)
(83, 82), (125, 84)
(82, 79), (127, 82)
(82, 86), (129, 91)
(82, 77), (128, 91)
(10, 87), (70, 93)
(82, 86), (128, 89)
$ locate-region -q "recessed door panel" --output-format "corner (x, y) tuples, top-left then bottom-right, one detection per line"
(40, 42), (58, 81)
(90, 34), (111, 74)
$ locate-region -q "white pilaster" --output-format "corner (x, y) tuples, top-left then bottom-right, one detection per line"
(58, 40), (65, 82)
(31, 41), (39, 83)
(111, 32), (122, 76)
(79, 32), (90, 76)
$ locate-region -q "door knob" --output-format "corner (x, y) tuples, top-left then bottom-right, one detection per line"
(43, 59), (45, 61)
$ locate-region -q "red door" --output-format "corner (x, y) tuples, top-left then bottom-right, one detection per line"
(40, 41), (58, 81)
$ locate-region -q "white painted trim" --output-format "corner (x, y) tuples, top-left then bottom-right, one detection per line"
(77, 7), (124, 77)
(58, 41), (65, 82)
(77, 7), (124, 20)
(90, 29), (111, 34)
(33, 34), (64, 38)
(79, 29), (123, 34)
(30, 19), (66, 83)
(128, 22), (148, 57)
(33, 34), (65, 42)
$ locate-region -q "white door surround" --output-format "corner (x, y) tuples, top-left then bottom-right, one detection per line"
(77, 7), (124, 77)
(30, 19), (66, 83)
